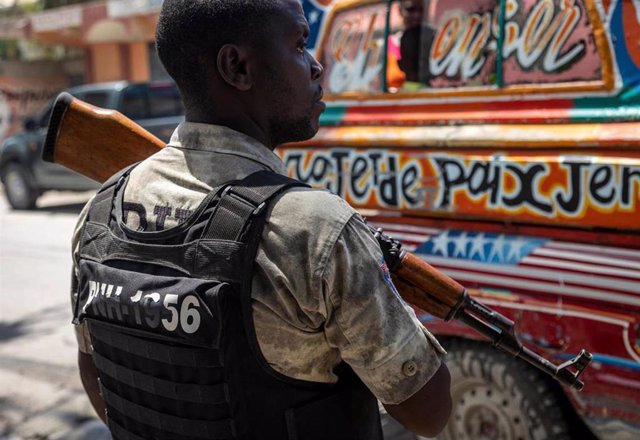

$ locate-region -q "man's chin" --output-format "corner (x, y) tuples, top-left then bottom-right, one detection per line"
(277, 130), (318, 147)
(273, 119), (320, 146)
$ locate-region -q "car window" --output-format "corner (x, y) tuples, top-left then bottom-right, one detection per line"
(120, 84), (183, 120)
(80, 91), (111, 108)
(121, 86), (148, 120)
(148, 85), (183, 118)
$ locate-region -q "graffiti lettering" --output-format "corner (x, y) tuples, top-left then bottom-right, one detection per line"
(517, 0), (584, 72)
(283, 149), (421, 208)
(432, 10), (492, 79)
(554, 159), (590, 213)
(589, 165), (615, 205)
(327, 9), (383, 93)
(432, 156), (553, 215)
(552, 160), (640, 214)
(434, 156), (640, 216)
(502, 163), (552, 213)
(433, 156), (498, 206)
(281, 149), (640, 226)
(431, 0), (585, 80)
(622, 167), (640, 208)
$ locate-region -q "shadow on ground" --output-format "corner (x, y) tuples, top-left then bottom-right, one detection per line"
(0, 322), (28, 343)
(0, 304), (68, 344)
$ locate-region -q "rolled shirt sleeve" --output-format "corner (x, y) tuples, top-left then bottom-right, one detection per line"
(251, 189), (445, 404)
(322, 212), (445, 405)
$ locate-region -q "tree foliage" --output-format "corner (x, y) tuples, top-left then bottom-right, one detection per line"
(0, 39), (20, 59)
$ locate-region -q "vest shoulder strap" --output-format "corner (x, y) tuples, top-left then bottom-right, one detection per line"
(86, 166), (308, 244)
(87, 162), (139, 225)
(202, 170), (308, 241)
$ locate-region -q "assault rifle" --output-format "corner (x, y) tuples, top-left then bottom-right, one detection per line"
(43, 92), (592, 390)
(372, 227), (592, 390)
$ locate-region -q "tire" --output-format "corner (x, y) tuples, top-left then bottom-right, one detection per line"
(439, 339), (572, 440)
(1, 162), (38, 210)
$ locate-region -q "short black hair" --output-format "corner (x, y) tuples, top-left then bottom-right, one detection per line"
(156, 0), (281, 109)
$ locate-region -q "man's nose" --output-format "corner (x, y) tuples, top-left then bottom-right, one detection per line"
(311, 54), (324, 81)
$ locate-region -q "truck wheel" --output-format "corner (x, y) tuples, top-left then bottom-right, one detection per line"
(1, 163), (38, 210)
(440, 340), (571, 440)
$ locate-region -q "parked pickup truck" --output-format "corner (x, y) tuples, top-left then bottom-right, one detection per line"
(287, 1), (640, 439)
(0, 81), (184, 209)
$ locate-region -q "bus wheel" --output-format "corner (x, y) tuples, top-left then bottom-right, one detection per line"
(440, 340), (571, 440)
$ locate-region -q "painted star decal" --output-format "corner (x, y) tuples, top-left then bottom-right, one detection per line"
(469, 232), (486, 261)
(487, 234), (506, 263)
(308, 9), (319, 24)
(505, 236), (529, 263)
(431, 231), (450, 257)
(452, 231), (469, 258)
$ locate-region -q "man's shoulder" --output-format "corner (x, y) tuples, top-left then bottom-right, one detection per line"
(273, 187), (357, 226)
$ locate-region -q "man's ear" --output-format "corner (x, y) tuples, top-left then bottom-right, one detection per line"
(217, 44), (252, 91)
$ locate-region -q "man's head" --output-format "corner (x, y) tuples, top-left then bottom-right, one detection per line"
(400, 0), (424, 28)
(156, 0), (325, 148)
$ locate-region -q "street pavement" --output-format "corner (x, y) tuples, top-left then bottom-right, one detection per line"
(0, 188), (111, 440)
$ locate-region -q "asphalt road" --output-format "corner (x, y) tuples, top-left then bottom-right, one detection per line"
(0, 188), (109, 440)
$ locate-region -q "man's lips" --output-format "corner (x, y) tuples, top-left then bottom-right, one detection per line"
(314, 88), (326, 110)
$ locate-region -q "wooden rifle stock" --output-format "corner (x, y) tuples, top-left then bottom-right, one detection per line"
(392, 253), (465, 320)
(42, 92), (165, 183)
(44, 94), (591, 390)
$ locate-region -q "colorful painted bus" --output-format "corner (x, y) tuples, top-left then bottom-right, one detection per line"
(284, 1), (640, 439)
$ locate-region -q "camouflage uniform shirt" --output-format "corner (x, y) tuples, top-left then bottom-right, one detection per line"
(72, 122), (444, 405)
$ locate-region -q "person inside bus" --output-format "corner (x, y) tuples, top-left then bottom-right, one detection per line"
(387, 0), (434, 90)
(398, 25), (435, 90)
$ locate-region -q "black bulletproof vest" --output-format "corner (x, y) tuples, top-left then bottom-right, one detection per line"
(74, 167), (383, 440)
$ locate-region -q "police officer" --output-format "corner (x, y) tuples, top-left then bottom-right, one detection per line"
(71, 1), (451, 439)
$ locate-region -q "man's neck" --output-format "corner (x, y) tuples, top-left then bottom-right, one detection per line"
(185, 110), (274, 151)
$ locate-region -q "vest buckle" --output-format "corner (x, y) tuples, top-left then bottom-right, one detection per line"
(252, 202), (266, 216)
